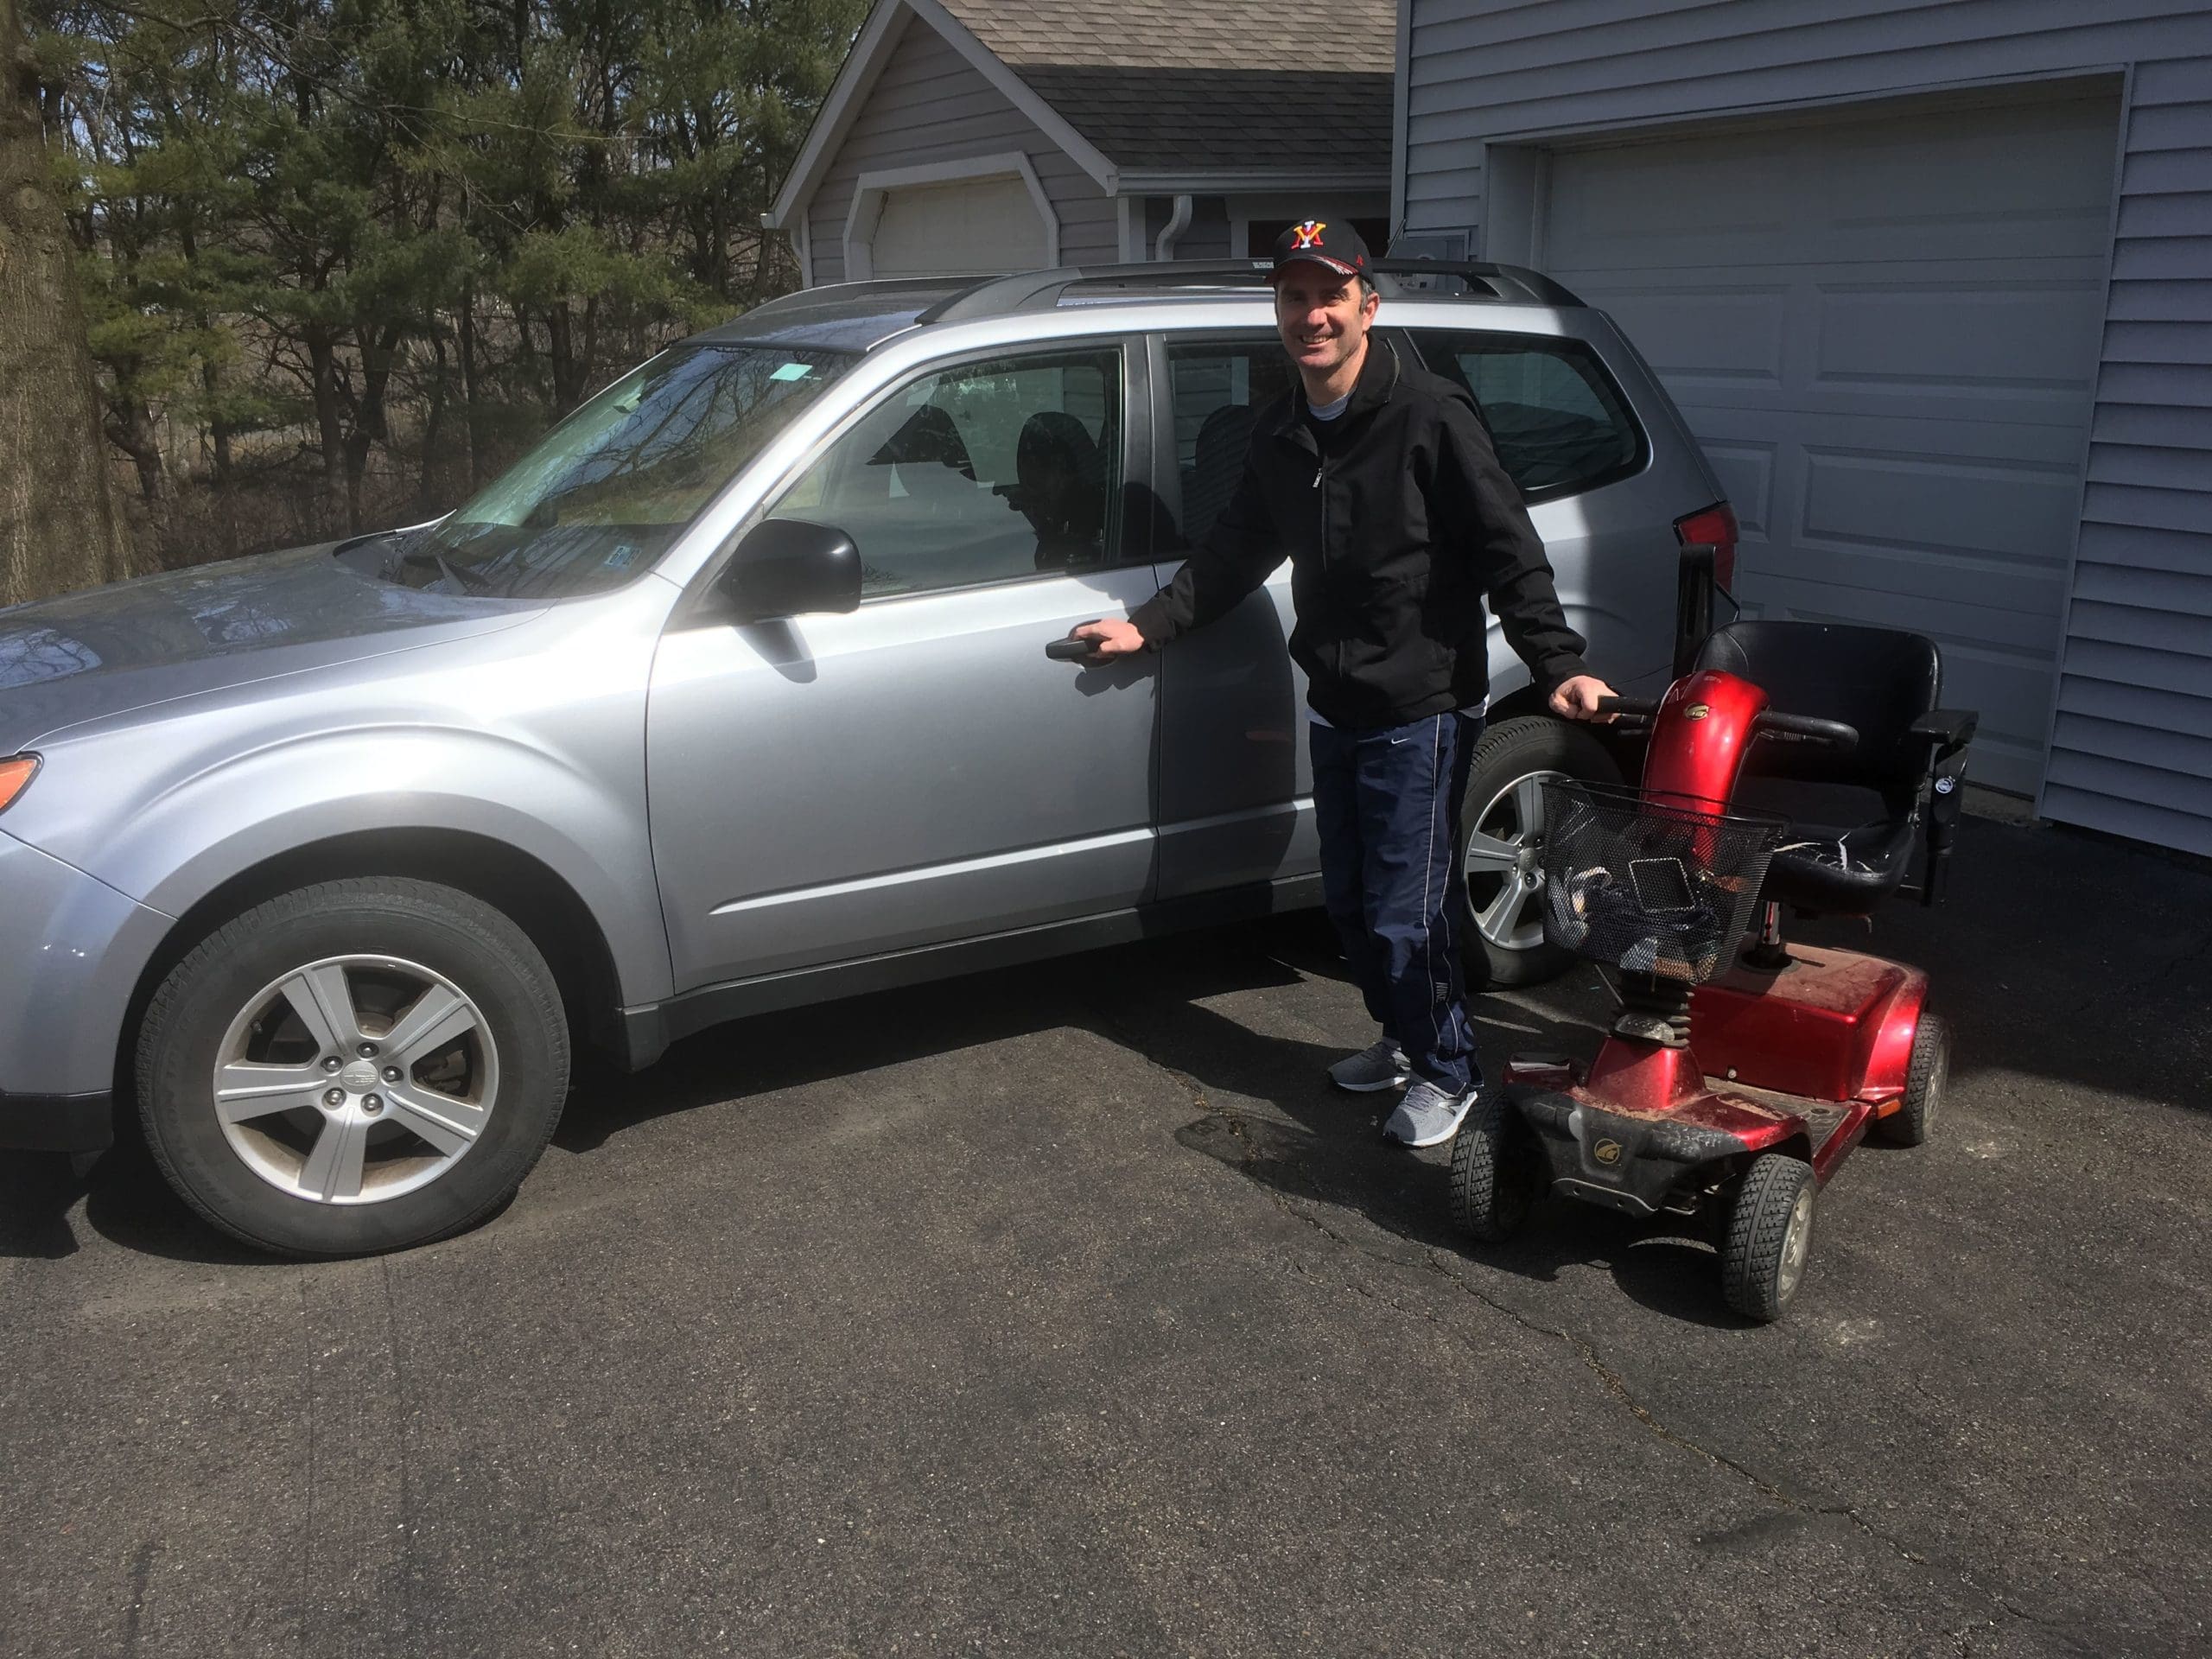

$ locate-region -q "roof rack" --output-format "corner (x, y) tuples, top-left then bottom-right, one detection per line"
(914, 258), (1582, 324)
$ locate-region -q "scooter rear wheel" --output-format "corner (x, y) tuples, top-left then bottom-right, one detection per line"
(1720, 1154), (1817, 1322)
(1448, 1090), (1540, 1242)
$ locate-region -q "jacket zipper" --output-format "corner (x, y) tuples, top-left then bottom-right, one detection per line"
(1314, 456), (1326, 571)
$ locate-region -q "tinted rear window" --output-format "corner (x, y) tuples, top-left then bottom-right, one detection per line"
(1408, 331), (1647, 503)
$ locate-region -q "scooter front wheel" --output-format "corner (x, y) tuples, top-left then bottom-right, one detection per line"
(1720, 1154), (1817, 1322)
(1448, 1090), (1540, 1242)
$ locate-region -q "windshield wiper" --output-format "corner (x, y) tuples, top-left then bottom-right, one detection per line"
(397, 546), (498, 594)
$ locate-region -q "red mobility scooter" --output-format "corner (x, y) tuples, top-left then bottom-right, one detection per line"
(1448, 614), (1978, 1321)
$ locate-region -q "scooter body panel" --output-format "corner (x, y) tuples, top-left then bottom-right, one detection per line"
(1691, 944), (1928, 1107)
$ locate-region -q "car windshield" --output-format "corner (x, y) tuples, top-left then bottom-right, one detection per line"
(384, 342), (852, 598)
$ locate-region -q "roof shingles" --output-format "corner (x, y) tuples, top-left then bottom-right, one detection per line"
(935, 0), (1395, 172)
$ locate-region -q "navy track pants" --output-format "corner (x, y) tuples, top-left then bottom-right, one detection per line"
(1309, 711), (1482, 1093)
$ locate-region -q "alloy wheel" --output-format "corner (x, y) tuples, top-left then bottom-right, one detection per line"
(210, 955), (499, 1205)
(1462, 768), (1570, 953)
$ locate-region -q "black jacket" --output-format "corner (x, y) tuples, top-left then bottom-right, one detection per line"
(1129, 340), (1590, 731)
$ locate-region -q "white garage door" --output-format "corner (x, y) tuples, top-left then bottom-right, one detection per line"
(1542, 94), (2119, 795)
(869, 175), (1048, 277)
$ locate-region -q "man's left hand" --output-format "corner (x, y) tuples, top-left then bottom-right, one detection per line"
(1549, 675), (1618, 721)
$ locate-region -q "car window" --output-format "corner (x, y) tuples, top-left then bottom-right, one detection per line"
(1163, 335), (1296, 550)
(1408, 331), (1647, 502)
(766, 347), (1126, 598)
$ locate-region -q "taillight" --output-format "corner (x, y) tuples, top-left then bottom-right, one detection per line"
(0, 754), (36, 815)
(1675, 502), (1739, 591)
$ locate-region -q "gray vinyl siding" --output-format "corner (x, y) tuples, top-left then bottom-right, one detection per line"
(2048, 54), (2212, 855)
(804, 17), (1116, 283)
(1402, 1), (2212, 855)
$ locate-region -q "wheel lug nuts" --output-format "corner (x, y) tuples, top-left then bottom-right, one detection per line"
(356, 1041), (378, 1058)
(362, 1095), (384, 1115)
(322, 1087), (345, 1107)
(322, 1056), (342, 1073)
(381, 1065), (402, 1084)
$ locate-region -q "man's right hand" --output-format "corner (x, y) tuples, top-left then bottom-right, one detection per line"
(1067, 619), (1147, 662)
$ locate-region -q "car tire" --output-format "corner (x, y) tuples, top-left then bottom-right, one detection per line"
(1447, 1089), (1541, 1243)
(1873, 1010), (1948, 1147)
(1457, 715), (1624, 989)
(135, 878), (569, 1257)
(1719, 1153), (1817, 1323)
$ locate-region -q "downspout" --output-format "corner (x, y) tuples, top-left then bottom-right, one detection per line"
(1154, 194), (1193, 262)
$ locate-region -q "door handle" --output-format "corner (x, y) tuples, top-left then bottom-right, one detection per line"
(1045, 638), (1092, 661)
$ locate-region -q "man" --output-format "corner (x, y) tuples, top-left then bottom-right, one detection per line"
(1068, 217), (1615, 1148)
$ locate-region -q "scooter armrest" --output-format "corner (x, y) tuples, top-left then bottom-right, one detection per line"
(1909, 709), (1979, 752)
(1914, 711), (1976, 909)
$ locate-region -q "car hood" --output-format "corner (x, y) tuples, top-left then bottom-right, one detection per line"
(0, 542), (540, 753)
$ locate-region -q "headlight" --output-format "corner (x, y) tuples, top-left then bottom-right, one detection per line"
(0, 753), (39, 815)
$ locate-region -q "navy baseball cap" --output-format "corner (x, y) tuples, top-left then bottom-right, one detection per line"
(1268, 217), (1372, 281)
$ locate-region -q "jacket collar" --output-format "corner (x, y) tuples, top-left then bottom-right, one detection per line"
(1273, 337), (1402, 440)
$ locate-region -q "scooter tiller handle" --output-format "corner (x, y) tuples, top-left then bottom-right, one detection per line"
(1754, 709), (1859, 750)
(1592, 695), (1658, 727)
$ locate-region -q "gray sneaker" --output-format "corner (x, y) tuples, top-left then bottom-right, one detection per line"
(1382, 1080), (1478, 1148)
(1328, 1038), (1410, 1093)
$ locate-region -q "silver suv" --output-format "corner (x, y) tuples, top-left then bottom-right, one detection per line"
(0, 261), (1734, 1254)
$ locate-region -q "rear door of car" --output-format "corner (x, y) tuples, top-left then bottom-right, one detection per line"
(645, 335), (1165, 990)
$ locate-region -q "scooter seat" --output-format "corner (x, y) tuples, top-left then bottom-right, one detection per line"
(1731, 777), (1918, 915)
(1696, 621), (1948, 919)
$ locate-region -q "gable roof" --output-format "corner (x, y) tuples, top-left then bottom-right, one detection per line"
(768, 0), (1394, 227)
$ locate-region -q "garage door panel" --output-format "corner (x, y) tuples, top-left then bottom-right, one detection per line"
(872, 175), (1046, 277)
(1814, 282), (2107, 395)
(1573, 286), (1787, 382)
(1756, 549), (2067, 643)
(1800, 448), (2088, 569)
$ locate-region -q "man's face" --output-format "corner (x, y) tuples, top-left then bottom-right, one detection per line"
(1273, 263), (1378, 383)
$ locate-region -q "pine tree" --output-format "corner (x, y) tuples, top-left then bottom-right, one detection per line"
(0, 0), (131, 606)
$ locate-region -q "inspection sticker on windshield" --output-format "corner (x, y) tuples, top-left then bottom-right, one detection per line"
(770, 362), (814, 382)
(604, 543), (638, 569)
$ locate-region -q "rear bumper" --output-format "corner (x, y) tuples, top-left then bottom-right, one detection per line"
(0, 1089), (113, 1153)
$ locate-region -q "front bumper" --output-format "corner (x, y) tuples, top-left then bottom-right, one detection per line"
(0, 1089), (113, 1153)
(0, 829), (170, 1145)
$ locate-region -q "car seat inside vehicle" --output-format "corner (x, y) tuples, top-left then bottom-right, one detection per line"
(1179, 402), (1260, 550)
(1007, 410), (1105, 569)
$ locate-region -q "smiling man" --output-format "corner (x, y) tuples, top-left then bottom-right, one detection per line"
(1068, 216), (1616, 1148)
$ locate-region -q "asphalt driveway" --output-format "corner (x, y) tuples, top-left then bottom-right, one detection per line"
(3, 814), (2207, 1657)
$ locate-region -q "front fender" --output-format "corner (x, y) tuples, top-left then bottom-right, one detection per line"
(4, 584), (679, 1010)
(67, 726), (673, 1007)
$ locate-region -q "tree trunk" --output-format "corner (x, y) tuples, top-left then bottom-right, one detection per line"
(306, 327), (348, 533)
(457, 279), (483, 488)
(0, 0), (131, 607)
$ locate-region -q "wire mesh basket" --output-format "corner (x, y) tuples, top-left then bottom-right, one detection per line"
(1537, 782), (1784, 984)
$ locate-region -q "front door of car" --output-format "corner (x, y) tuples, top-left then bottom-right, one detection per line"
(647, 340), (1161, 992)
(1146, 333), (1317, 900)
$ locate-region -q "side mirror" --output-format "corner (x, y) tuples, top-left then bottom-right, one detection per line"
(720, 518), (861, 621)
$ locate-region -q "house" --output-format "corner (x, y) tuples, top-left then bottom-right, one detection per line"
(1395, 1), (2212, 856)
(765, 0), (1395, 283)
